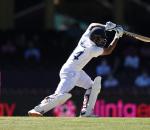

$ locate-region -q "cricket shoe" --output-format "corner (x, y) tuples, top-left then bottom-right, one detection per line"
(80, 113), (98, 117)
(80, 109), (98, 117)
(28, 109), (43, 117)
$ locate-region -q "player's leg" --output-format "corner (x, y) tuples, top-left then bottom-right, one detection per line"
(54, 71), (79, 94)
(80, 76), (101, 117)
(28, 71), (79, 116)
(76, 70), (94, 90)
(76, 71), (101, 117)
(28, 93), (72, 116)
(80, 88), (91, 116)
(75, 70), (93, 116)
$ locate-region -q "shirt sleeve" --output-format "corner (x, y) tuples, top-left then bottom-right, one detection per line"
(92, 46), (104, 57)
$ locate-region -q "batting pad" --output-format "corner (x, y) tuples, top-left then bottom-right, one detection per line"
(34, 93), (72, 114)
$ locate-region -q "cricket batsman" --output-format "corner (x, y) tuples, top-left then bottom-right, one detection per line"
(28, 21), (123, 117)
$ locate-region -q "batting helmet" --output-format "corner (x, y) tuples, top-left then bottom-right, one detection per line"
(90, 27), (107, 47)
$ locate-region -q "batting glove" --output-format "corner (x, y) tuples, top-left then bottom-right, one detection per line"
(115, 26), (124, 38)
(105, 21), (117, 31)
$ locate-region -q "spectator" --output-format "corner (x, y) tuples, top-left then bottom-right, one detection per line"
(96, 59), (111, 77)
(103, 73), (119, 88)
(134, 70), (150, 87)
(1, 40), (17, 66)
(123, 46), (140, 70)
(1, 40), (16, 55)
(24, 40), (41, 63)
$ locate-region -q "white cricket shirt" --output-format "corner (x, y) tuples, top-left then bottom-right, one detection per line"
(61, 26), (104, 72)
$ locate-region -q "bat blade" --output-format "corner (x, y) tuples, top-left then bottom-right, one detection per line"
(124, 31), (150, 42)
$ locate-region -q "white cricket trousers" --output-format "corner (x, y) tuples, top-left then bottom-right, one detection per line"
(55, 70), (93, 94)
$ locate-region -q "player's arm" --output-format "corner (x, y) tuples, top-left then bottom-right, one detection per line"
(102, 37), (119, 56)
(89, 21), (117, 31)
(102, 27), (123, 56)
(88, 23), (106, 31)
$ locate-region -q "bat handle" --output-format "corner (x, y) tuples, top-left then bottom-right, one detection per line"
(123, 31), (135, 38)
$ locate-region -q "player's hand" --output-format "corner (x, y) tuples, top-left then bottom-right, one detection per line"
(115, 26), (124, 38)
(105, 21), (117, 31)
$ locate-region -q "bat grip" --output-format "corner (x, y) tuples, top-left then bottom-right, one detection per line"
(123, 31), (135, 38)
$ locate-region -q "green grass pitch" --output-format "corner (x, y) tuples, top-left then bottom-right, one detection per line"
(0, 117), (150, 130)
